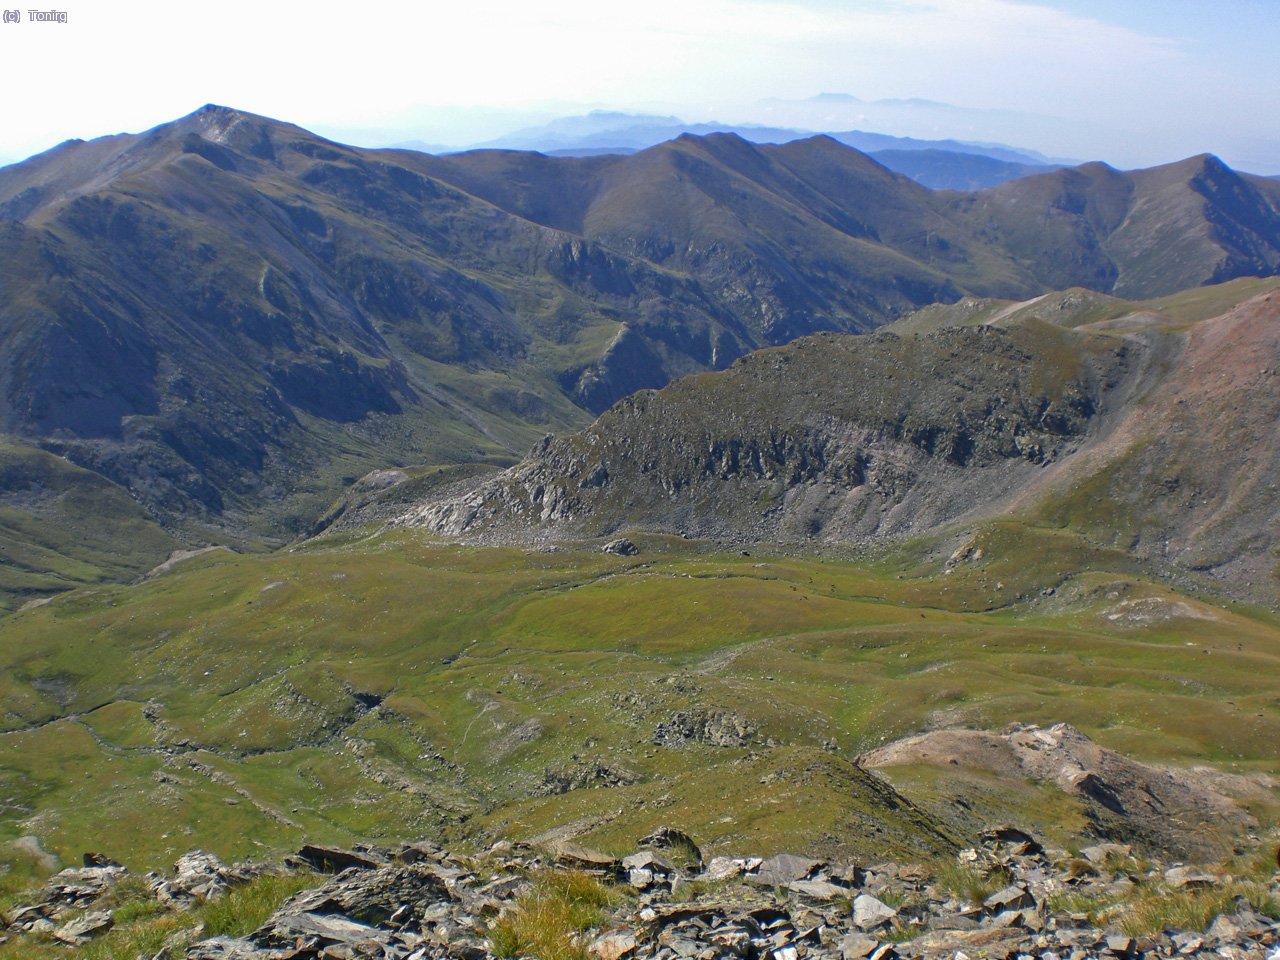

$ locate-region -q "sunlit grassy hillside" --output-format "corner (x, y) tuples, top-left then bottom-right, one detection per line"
(1, 525), (1276, 878)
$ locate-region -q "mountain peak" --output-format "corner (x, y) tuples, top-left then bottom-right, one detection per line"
(174, 103), (260, 133)
(160, 104), (304, 163)
(673, 130), (751, 146)
(1149, 152), (1229, 178)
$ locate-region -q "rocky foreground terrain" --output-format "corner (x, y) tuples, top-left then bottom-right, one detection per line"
(4, 824), (1278, 960)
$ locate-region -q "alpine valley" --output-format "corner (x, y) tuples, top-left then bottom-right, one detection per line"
(1, 106), (1279, 960)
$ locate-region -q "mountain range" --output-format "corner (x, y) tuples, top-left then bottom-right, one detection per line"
(2, 105), (1280, 609)
(405, 110), (1063, 190)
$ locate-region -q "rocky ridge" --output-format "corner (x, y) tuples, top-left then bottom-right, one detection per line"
(388, 288), (1280, 604)
(391, 322), (1142, 545)
(3, 830), (1278, 960)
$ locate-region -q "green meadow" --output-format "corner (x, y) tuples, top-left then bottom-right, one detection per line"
(0, 522), (1277, 878)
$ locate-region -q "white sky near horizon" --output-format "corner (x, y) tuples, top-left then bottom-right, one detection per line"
(0, 0), (1277, 172)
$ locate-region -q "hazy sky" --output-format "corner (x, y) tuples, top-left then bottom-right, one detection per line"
(1, 0), (1277, 171)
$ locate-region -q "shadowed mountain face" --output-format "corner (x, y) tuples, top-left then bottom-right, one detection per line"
(2, 105), (1280, 551)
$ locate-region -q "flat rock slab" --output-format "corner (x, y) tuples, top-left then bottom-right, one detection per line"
(788, 879), (849, 901)
(910, 925), (1029, 957)
(840, 932), (880, 959)
(53, 909), (113, 943)
(551, 840), (619, 872)
(297, 843), (389, 872)
(187, 936), (272, 960)
(264, 911), (387, 945)
(1164, 865), (1221, 889)
(753, 854), (823, 885)
(623, 851), (674, 873)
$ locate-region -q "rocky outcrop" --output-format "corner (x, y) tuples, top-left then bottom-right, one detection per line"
(653, 710), (762, 748)
(861, 723), (1257, 861)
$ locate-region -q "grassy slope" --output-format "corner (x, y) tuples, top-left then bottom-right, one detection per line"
(0, 436), (178, 613)
(0, 526), (1276, 875)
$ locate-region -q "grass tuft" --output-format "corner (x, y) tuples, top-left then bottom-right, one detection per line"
(489, 870), (620, 960)
(933, 861), (1013, 908)
(197, 870), (318, 939)
(1116, 876), (1280, 938)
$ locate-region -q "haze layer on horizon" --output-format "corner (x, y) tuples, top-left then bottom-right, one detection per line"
(0, 0), (1277, 173)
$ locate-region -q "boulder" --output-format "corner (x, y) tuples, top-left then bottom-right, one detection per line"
(1079, 843), (1131, 865)
(278, 863), (452, 927)
(637, 826), (703, 867)
(979, 826), (1044, 857)
(840, 932), (880, 959)
(45, 863), (127, 906)
(853, 893), (898, 930)
(151, 851), (236, 906)
(81, 852), (122, 868)
(983, 884), (1035, 913)
(1105, 933), (1134, 956)
(702, 857), (746, 882)
(593, 930), (639, 960)
(1163, 865), (1220, 890)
